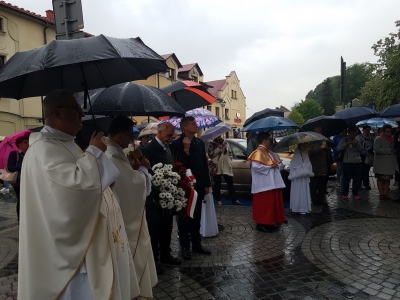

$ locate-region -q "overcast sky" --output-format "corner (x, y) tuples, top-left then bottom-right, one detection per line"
(11, 0), (400, 114)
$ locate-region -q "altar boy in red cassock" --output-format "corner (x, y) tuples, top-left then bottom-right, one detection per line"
(248, 131), (287, 232)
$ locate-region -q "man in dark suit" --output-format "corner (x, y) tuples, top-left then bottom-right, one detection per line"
(172, 116), (212, 260)
(142, 122), (181, 274)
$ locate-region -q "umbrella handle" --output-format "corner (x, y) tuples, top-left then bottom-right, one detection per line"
(79, 63), (98, 133)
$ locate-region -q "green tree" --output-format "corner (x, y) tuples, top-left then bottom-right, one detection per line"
(370, 20), (400, 109)
(321, 78), (336, 115)
(359, 76), (383, 109)
(294, 99), (323, 121)
(288, 109), (305, 126)
(343, 63), (374, 103)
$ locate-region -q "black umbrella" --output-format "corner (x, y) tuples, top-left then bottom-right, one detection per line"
(380, 104), (400, 118)
(0, 34), (168, 100)
(161, 80), (216, 111)
(243, 108), (284, 127)
(76, 82), (185, 118)
(301, 115), (347, 137)
(32, 116), (115, 149)
(333, 107), (379, 126)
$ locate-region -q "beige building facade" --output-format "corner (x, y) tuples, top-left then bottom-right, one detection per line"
(205, 71), (246, 137)
(0, 4), (56, 136)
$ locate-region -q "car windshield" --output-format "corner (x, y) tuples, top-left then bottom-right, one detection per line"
(235, 139), (247, 148)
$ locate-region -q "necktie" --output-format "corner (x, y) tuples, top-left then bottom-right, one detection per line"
(165, 146), (172, 156)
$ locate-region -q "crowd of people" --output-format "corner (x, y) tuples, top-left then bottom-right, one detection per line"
(1, 88), (400, 298)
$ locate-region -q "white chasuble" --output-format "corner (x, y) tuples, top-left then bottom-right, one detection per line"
(18, 129), (137, 300)
(105, 138), (158, 299)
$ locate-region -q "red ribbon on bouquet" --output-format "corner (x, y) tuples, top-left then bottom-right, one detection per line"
(185, 169), (197, 218)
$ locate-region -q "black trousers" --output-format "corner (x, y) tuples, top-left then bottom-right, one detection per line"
(177, 190), (204, 249)
(360, 164), (371, 188)
(213, 174), (236, 203)
(310, 176), (327, 205)
(12, 186), (20, 222)
(146, 204), (174, 261)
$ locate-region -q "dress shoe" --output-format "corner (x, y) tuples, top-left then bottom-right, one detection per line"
(192, 244), (211, 255)
(155, 261), (164, 275)
(256, 224), (274, 233)
(181, 247), (192, 260)
(160, 254), (181, 265)
(232, 200), (242, 205)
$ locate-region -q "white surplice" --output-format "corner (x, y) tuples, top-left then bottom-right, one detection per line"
(18, 127), (138, 300)
(105, 138), (157, 299)
(288, 149), (314, 213)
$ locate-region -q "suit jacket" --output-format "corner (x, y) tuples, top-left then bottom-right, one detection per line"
(142, 139), (182, 223)
(171, 134), (211, 200)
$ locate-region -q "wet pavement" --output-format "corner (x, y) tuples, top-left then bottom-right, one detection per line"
(1, 179), (400, 299)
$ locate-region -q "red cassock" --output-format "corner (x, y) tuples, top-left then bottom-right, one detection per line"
(253, 189), (286, 225)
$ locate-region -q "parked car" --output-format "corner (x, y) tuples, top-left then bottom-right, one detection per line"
(206, 139), (291, 200)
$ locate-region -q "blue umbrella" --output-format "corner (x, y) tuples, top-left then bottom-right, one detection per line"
(200, 123), (231, 141)
(133, 127), (139, 134)
(356, 118), (398, 129)
(380, 104), (400, 118)
(333, 107), (379, 125)
(242, 116), (300, 132)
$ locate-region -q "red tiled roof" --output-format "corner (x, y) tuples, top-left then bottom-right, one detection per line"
(0, 2), (93, 37)
(0, 1), (54, 23)
(205, 79), (227, 98)
(178, 63), (203, 76)
(161, 53), (182, 68)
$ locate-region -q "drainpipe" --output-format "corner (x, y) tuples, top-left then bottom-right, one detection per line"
(43, 22), (48, 45)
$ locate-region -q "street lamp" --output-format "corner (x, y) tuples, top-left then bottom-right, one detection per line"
(219, 99), (226, 108)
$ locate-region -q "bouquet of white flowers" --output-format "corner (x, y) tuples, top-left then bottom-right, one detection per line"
(150, 162), (189, 213)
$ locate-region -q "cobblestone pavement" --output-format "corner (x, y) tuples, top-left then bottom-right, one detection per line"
(1, 180), (400, 299)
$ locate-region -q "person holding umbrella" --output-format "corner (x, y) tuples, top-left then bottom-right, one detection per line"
(356, 125), (374, 190)
(337, 126), (365, 200)
(248, 131), (286, 232)
(207, 136), (242, 206)
(373, 124), (398, 200)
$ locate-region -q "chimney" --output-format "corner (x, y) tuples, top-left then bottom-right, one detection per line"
(45, 10), (54, 21)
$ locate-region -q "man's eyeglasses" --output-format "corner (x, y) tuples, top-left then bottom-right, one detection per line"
(57, 105), (84, 114)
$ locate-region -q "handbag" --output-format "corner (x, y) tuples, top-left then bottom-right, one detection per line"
(208, 160), (218, 177)
(0, 152), (19, 184)
(0, 167), (18, 183)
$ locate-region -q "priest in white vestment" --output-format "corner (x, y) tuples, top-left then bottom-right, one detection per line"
(288, 143), (314, 214)
(105, 117), (158, 299)
(18, 90), (139, 300)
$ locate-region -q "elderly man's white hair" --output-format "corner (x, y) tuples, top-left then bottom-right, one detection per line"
(158, 122), (174, 132)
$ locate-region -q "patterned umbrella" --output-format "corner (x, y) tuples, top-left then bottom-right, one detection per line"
(200, 123), (231, 141)
(274, 132), (328, 152)
(356, 118), (398, 129)
(161, 108), (221, 130)
(243, 116), (300, 132)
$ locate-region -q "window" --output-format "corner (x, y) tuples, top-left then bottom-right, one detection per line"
(229, 143), (246, 159)
(231, 90), (237, 99)
(215, 107), (220, 118)
(169, 68), (176, 80)
(191, 75), (198, 83)
(0, 18), (3, 32)
(225, 109), (229, 120)
(0, 55), (5, 68)
(207, 105), (212, 111)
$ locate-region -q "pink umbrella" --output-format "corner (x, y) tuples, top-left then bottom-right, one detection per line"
(0, 129), (32, 169)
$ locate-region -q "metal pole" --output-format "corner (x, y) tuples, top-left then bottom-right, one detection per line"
(62, 1), (70, 39)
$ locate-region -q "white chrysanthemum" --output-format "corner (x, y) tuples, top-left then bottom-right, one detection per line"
(175, 200), (181, 205)
(161, 202), (167, 209)
(160, 200), (166, 205)
(153, 180), (160, 187)
(152, 163), (163, 170)
(172, 179), (178, 184)
(167, 202), (174, 209)
(182, 202), (187, 207)
(176, 207), (182, 212)
(180, 190), (186, 196)
(159, 193), (166, 199)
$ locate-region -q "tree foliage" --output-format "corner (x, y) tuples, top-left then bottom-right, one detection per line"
(361, 20), (400, 110)
(287, 109), (305, 126)
(293, 99), (323, 121)
(321, 78), (336, 115)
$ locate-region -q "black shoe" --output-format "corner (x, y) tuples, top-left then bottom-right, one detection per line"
(192, 244), (211, 255)
(155, 261), (164, 275)
(181, 247), (192, 260)
(160, 254), (181, 265)
(256, 224), (274, 233)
